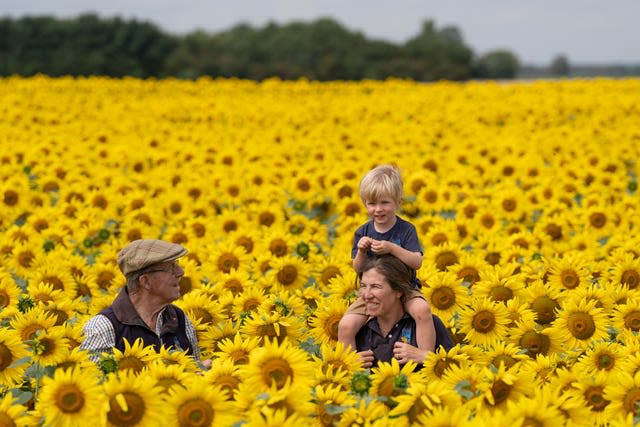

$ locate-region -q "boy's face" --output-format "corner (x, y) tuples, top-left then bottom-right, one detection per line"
(365, 196), (399, 229)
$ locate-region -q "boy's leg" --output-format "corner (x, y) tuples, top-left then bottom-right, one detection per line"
(338, 296), (369, 351)
(338, 313), (368, 351)
(405, 295), (436, 352)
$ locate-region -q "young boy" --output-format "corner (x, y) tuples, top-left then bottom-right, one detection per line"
(338, 164), (436, 353)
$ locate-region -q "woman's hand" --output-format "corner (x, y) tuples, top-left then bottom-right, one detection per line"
(393, 341), (427, 364)
(357, 349), (375, 368)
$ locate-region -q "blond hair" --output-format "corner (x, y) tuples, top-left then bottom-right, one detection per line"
(358, 164), (403, 203)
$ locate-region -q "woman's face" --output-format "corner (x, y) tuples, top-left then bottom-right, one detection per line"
(359, 267), (403, 317)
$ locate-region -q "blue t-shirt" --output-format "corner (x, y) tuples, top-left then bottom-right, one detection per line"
(351, 216), (422, 288)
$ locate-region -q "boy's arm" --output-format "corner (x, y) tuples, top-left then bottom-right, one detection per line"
(353, 236), (372, 272)
(370, 240), (422, 270)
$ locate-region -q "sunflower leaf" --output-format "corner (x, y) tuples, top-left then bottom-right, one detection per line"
(10, 390), (33, 405)
(8, 356), (31, 368)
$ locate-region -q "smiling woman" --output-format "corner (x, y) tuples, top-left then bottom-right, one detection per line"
(355, 255), (453, 368)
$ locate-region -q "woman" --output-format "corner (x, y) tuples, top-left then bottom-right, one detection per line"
(355, 255), (453, 368)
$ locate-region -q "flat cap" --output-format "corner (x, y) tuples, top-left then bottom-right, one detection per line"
(117, 239), (187, 276)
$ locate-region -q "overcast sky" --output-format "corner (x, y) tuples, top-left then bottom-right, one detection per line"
(3, 1), (639, 65)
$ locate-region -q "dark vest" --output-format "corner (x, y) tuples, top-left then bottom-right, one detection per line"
(100, 288), (193, 355)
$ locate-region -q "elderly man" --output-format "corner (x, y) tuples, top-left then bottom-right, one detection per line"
(80, 239), (206, 366)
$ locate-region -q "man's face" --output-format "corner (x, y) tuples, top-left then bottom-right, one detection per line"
(141, 260), (184, 302)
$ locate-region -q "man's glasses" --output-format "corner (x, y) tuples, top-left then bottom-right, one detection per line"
(140, 261), (182, 276)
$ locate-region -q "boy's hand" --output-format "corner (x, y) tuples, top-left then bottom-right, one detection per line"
(369, 239), (393, 254)
(357, 236), (373, 251)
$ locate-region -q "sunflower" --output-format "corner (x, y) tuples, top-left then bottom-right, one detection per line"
(508, 319), (563, 359)
(165, 376), (235, 427)
(491, 185), (528, 222)
(307, 296), (347, 346)
(197, 321), (238, 355)
(498, 387), (566, 427)
(336, 397), (389, 427)
(259, 290), (306, 318)
(413, 404), (473, 427)
(37, 367), (104, 427)
(439, 361), (485, 405)
(266, 255), (311, 292)
(258, 226), (293, 258)
(551, 297), (610, 350)
(240, 338), (313, 392)
(311, 384), (357, 427)
(0, 275), (21, 320)
(473, 270), (525, 305)
(155, 346), (199, 371)
(313, 256), (351, 288)
(421, 345), (470, 381)
(27, 281), (64, 306)
(325, 274), (359, 303)
(10, 306), (57, 341)
(29, 326), (70, 367)
(479, 341), (529, 371)
(504, 297), (537, 328)
(0, 392), (33, 427)
(207, 241), (252, 275)
(203, 357), (243, 396)
(213, 333), (261, 366)
(113, 338), (159, 374)
(0, 326), (29, 386)
(425, 242), (462, 272)
(568, 372), (612, 425)
(55, 346), (100, 374)
(446, 252), (487, 288)
(573, 341), (626, 380)
(611, 299), (640, 343)
(423, 270), (470, 320)
(9, 242), (45, 279)
(520, 279), (564, 326)
(240, 310), (306, 345)
(311, 341), (362, 385)
(458, 297), (510, 347)
(227, 228), (261, 256)
(41, 299), (86, 327)
(231, 286), (266, 322)
(103, 370), (167, 427)
(546, 253), (592, 292)
(476, 364), (531, 413)
(237, 381), (313, 424)
(175, 291), (224, 332)
(388, 378), (460, 423)
(213, 268), (251, 297)
(607, 251), (640, 290)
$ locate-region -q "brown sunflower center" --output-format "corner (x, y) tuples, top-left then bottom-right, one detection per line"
(545, 223), (563, 241)
(560, 270), (580, 289)
(487, 379), (511, 406)
(502, 199), (517, 212)
(259, 212), (275, 227)
(191, 223), (206, 237)
(492, 354), (517, 369)
(217, 253), (239, 274)
(262, 358), (294, 389)
(457, 267), (480, 285)
(583, 386), (609, 411)
(277, 266), (298, 286)
(190, 308), (213, 325)
(431, 287), (456, 310)
(530, 295), (559, 325)
(0, 290), (9, 308)
(430, 232), (448, 246)
(55, 383), (85, 413)
(177, 398), (214, 427)
(423, 190), (438, 204)
(624, 311), (640, 331)
(480, 214), (495, 229)
(97, 271), (115, 289)
(320, 266), (341, 285)
(3, 190), (19, 206)
(472, 310), (496, 333)
(519, 331), (550, 357)
(224, 279), (243, 295)
(107, 392), (146, 426)
(567, 311), (596, 340)
(0, 342), (14, 370)
(235, 236), (254, 254)
(489, 285), (513, 303)
(215, 375), (240, 395)
(223, 220), (238, 233)
(596, 353), (615, 370)
(17, 250), (35, 268)
(269, 239), (289, 257)
(485, 252), (501, 266)
(435, 251), (458, 271)
(589, 212), (607, 228)
(117, 356), (146, 374)
(324, 314), (342, 341)
(622, 387), (640, 415)
(621, 269), (640, 289)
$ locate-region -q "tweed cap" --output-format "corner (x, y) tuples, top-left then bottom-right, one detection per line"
(117, 239), (187, 276)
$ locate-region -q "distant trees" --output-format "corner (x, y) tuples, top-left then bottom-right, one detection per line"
(549, 54), (570, 76)
(474, 50), (520, 79)
(0, 14), (517, 81)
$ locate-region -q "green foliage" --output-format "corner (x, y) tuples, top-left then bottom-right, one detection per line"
(475, 49), (520, 79)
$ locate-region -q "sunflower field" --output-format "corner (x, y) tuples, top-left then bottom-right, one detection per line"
(1, 75), (640, 426)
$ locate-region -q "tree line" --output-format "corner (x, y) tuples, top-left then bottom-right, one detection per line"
(0, 14), (521, 81)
